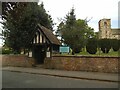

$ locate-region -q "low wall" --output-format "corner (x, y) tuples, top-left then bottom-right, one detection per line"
(2, 55), (119, 73)
(2, 55), (35, 67)
(44, 56), (119, 73)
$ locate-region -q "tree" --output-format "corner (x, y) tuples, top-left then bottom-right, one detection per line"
(111, 39), (119, 51)
(55, 21), (64, 43)
(98, 39), (111, 53)
(86, 38), (97, 54)
(56, 8), (95, 54)
(56, 8), (85, 53)
(84, 27), (95, 39)
(1, 2), (54, 53)
(94, 32), (99, 39)
(119, 40), (120, 50)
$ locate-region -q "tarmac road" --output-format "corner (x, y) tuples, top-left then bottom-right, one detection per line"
(2, 71), (118, 88)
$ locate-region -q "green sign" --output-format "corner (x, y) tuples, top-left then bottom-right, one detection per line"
(59, 46), (70, 53)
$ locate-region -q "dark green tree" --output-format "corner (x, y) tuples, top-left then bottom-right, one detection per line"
(94, 32), (99, 39)
(1, 2), (53, 53)
(61, 8), (86, 53)
(119, 40), (120, 50)
(56, 8), (95, 54)
(86, 38), (97, 54)
(111, 39), (119, 51)
(98, 39), (111, 53)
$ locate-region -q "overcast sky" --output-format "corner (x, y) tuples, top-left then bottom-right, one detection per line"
(39, 0), (119, 32)
(0, 0), (119, 46)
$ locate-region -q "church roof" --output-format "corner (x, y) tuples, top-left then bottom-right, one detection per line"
(111, 28), (120, 35)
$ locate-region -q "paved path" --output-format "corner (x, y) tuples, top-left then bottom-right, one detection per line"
(2, 66), (119, 82)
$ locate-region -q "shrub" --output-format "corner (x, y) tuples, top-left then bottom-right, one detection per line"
(71, 44), (83, 55)
(119, 40), (120, 50)
(86, 38), (97, 54)
(98, 39), (111, 53)
(73, 47), (82, 54)
(111, 39), (119, 51)
(73, 48), (81, 53)
(2, 48), (12, 54)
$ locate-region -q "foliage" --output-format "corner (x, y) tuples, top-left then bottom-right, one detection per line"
(98, 39), (111, 53)
(94, 32), (99, 39)
(59, 48), (119, 57)
(1, 2), (53, 53)
(86, 38), (97, 54)
(2, 47), (12, 54)
(119, 40), (120, 49)
(63, 19), (86, 53)
(111, 39), (119, 51)
(56, 8), (95, 54)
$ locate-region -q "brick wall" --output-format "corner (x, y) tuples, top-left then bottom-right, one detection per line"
(44, 56), (119, 73)
(2, 55), (35, 67)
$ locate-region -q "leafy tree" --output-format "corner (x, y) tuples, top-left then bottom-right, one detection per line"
(1, 2), (53, 53)
(61, 8), (86, 53)
(86, 38), (97, 54)
(2, 2), (18, 20)
(94, 32), (99, 39)
(111, 39), (119, 51)
(56, 8), (95, 54)
(84, 27), (95, 40)
(119, 40), (120, 49)
(55, 21), (64, 43)
(98, 39), (111, 53)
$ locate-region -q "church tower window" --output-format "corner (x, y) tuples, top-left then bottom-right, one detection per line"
(104, 22), (107, 28)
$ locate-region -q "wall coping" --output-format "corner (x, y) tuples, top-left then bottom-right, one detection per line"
(1, 55), (29, 58)
(2, 54), (27, 56)
(1, 54), (120, 59)
(52, 55), (120, 58)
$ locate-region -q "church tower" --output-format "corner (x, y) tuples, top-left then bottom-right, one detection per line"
(99, 19), (112, 39)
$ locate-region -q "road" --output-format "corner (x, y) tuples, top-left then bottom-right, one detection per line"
(2, 71), (118, 88)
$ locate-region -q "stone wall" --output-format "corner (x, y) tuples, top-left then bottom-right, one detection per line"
(2, 55), (119, 73)
(2, 55), (35, 67)
(44, 56), (119, 73)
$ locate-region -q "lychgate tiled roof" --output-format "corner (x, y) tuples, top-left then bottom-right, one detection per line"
(38, 24), (61, 45)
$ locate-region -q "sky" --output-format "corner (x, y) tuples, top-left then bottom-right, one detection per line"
(39, 0), (119, 32)
(0, 0), (119, 46)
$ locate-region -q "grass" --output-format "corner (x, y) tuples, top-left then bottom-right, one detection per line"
(78, 50), (119, 57)
(56, 49), (119, 57)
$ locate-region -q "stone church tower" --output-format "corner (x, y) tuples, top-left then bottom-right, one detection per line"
(99, 19), (112, 39)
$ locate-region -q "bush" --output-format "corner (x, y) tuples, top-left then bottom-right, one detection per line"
(98, 39), (111, 53)
(72, 47), (82, 54)
(111, 39), (119, 51)
(72, 45), (83, 54)
(2, 48), (12, 54)
(119, 40), (120, 50)
(86, 38), (97, 54)
(73, 48), (81, 53)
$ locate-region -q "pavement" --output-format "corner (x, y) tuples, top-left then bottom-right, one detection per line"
(2, 66), (119, 82)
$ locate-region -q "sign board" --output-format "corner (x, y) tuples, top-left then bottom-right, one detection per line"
(28, 52), (32, 57)
(46, 52), (50, 57)
(59, 46), (70, 53)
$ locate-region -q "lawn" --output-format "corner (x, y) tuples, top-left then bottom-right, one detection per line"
(57, 49), (119, 57)
(78, 50), (119, 57)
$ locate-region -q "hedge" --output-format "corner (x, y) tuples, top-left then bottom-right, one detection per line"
(111, 39), (119, 51)
(86, 38), (97, 54)
(98, 39), (111, 53)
